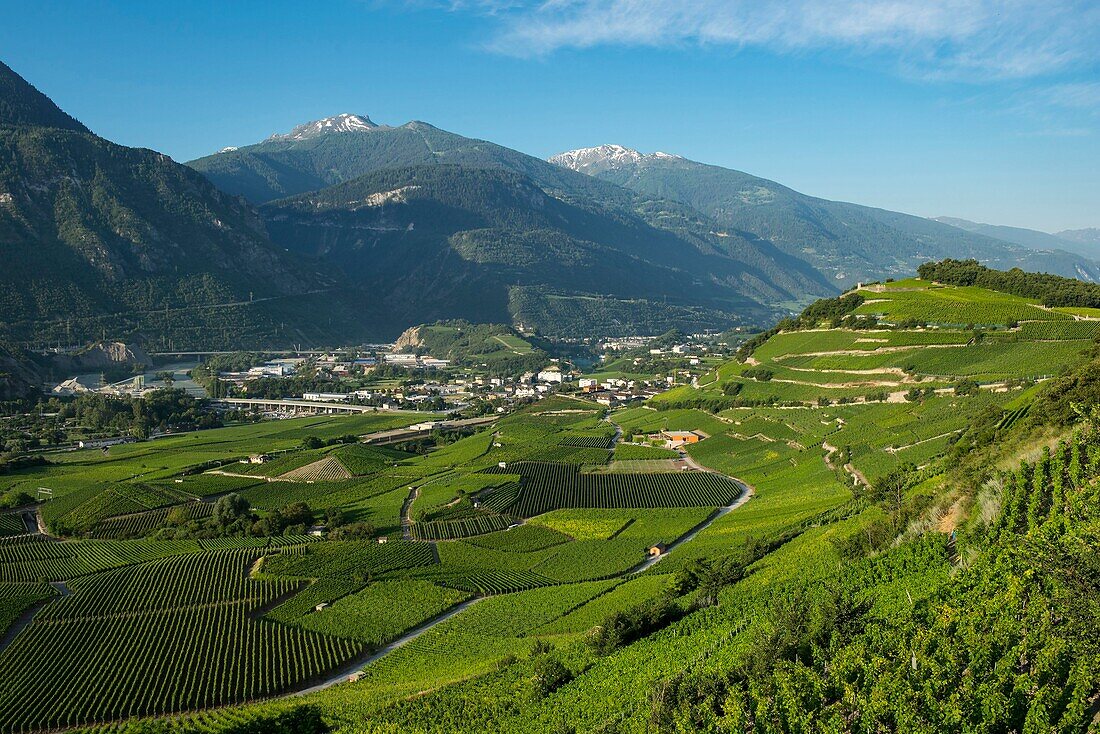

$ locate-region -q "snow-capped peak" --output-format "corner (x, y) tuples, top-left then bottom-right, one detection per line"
(270, 113), (379, 141)
(548, 144), (682, 174)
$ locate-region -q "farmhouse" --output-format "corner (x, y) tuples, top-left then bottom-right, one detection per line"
(660, 430), (702, 448)
(648, 543), (667, 557)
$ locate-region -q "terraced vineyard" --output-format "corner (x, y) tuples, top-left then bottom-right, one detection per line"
(279, 455), (351, 482)
(0, 514), (26, 537)
(557, 433), (616, 449)
(89, 502), (213, 539)
(0, 270), (1094, 733)
(262, 540), (437, 580)
(852, 280), (1069, 325)
(0, 537), (202, 583)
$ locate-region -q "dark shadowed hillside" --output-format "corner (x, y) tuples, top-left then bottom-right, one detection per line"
(262, 165), (832, 336)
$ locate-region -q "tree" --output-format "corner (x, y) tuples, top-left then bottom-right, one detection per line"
(323, 507), (345, 527)
(868, 463), (915, 522)
(531, 655), (572, 698)
(213, 493), (251, 528)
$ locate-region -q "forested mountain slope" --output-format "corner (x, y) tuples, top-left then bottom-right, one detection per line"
(0, 60), (383, 350)
(551, 145), (1100, 286)
(0, 60), (88, 133)
(262, 165), (832, 336)
(192, 116), (839, 322)
(935, 216), (1100, 260)
(188, 117), (637, 208)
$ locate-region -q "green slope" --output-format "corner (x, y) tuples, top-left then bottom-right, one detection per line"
(188, 118), (638, 208)
(0, 59), (88, 133)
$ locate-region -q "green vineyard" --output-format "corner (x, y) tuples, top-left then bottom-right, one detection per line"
(90, 503), (213, 539)
(557, 434), (616, 449)
(417, 569), (559, 595)
(262, 540), (437, 580)
(481, 462), (742, 516)
(0, 538), (201, 583)
(411, 513), (516, 541)
(0, 550), (364, 732)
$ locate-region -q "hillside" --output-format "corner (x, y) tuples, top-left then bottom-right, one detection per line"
(188, 116), (633, 208)
(935, 215), (1100, 260)
(0, 60), (88, 133)
(1058, 227), (1100, 248)
(193, 117), (839, 318)
(394, 322), (547, 375)
(0, 339), (40, 403)
(551, 145), (1100, 286)
(261, 165), (833, 336)
(0, 61), (392, 350)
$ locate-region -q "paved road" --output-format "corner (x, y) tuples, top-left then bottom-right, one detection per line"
(289, 597), (485, 697)
(630, 478), (754, 573)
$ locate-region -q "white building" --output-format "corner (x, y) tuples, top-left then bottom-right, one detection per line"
(248, 363), (293, 377)
(303, 392), (348, 403)
(538, 368), (565, 384)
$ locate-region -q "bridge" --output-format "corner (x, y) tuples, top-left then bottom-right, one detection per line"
(212, 398), (407, 416)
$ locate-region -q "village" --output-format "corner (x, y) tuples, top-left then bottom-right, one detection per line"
(40, 329), (729, 424)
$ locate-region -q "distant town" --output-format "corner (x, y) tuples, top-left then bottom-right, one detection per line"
(44, 331), (731, 422)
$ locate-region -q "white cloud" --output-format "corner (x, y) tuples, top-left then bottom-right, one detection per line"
(460, 0), (1099, 81)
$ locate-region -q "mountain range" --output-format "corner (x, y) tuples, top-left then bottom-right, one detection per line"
(550, 145), (1100, 284)
(1, 56), (1098, 355)
(934, 216), (1100, 261)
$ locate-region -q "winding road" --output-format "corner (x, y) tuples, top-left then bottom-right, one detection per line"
(631, 478), (754, 573)
(289, 597), (485, 696)
(279, 464), (754, 697)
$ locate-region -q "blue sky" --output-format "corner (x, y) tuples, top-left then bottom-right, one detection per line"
(2, 0), (1097, 232)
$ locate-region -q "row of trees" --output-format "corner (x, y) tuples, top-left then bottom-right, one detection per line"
(918, 258), (1100, 308)
(157, 494), (375, 541)
(736, 292), (866, 361)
